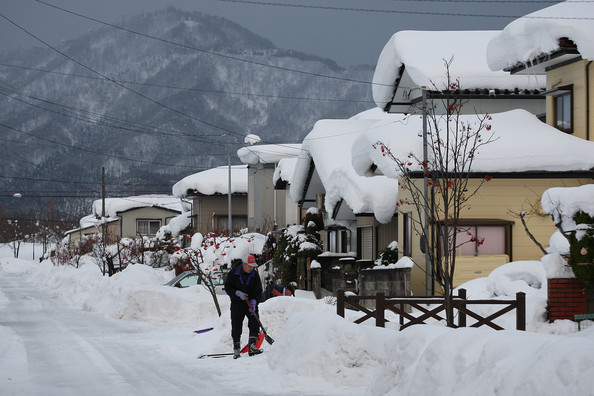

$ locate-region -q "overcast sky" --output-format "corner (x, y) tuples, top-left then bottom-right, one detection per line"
(0, 0), (562, 66)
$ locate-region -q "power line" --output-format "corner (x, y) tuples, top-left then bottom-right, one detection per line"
(0, 121), (202, 169)
(0, 62), (374, 104)
(212, 0), (593, 19)
(0, 82), (234, 150)
(32, 0), (386, 86)
(0, 11), (254, 144)
(0, 174), (190, 187)
(0, 10), (306, 166)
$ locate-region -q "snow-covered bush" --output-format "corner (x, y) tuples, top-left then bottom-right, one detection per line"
(274, 224), (322, 285)
(542, 184), (594, 285)
(375, 241), (399, 266)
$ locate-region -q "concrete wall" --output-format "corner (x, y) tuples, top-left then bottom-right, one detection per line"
(358, 267), (412, 309)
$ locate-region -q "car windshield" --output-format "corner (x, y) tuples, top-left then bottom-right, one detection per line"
(165, 270), (201, 287)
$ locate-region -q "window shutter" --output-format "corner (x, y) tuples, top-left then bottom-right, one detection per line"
(361, 227), (373, 260)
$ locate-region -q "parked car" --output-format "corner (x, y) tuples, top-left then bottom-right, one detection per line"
(165, 270), (201, 288)
(165, 269), (229, 288)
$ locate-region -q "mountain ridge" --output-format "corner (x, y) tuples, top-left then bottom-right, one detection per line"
(0, 7), (374, 218)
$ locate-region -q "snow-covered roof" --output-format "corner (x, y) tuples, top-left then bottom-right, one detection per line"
(273, 157), (297, 186)
(352, 109), (594, 179)
(172, 165), (248, 198)
(291, 112), (398, 223)
(373, 30), (544, 109)
(487, 0), (594, 71)
(237, 144), (302, 165)
(91, 195), (186, 219)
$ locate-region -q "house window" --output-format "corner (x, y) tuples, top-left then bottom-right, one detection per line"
(552, 85), (573, 133)
(328, 227), (350, 253)
(137, 219), (161, 235)
(438, 220), (512, 258)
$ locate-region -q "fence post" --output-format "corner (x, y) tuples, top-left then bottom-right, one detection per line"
(337, 288), (345, 318)
(458, 288), (467, 328)
(376, 292), (385, 328)
(516, 292), (526, 331)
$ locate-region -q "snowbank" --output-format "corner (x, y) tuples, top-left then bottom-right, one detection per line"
(2, 245), (594, 394)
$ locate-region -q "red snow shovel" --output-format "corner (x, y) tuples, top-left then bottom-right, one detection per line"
(246, 299), (275, 345)
(240, 332), (266, 353)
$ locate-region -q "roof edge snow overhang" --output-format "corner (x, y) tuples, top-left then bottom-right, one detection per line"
(385, 88), (544, 113)
(116, 206), (182, 216)
(505, 47), (582, 76)
(407, 170), (594, 179)
(185, 190), (247, 197)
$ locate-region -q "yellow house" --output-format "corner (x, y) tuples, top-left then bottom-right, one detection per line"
(486, 0), (594, 144)
(351, 109), (594, 296)
(337, 21), (594, 296)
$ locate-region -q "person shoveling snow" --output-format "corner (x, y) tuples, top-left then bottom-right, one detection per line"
(224, 255), (264, 358)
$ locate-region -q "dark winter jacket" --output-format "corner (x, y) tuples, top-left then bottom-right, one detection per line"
(224, 265), (263, 303)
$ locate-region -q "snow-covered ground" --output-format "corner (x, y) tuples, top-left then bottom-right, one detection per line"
(1, 243), (594, 395)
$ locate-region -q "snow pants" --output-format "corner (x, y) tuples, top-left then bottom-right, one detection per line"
(230, 300), (259, 343)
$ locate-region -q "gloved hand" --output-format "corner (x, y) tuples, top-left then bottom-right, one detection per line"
(235, 290), (248, 300)
(249, 299), (257, 315)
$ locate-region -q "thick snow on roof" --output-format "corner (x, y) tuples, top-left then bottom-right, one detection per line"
(74, 214), (118, 230)
(172, 165), (248, 198)
(541, 184), (594, 232)
(237, 144), (302, 165)
(487, 0), (594, 71)
(91, 195), (186, 219)
(373, 30), (543, 109)
(352, 109), (594, 179)
(273, 157), (298, 185)
(291, 116), (398, 223)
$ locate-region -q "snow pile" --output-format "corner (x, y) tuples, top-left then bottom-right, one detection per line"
(2, 244), (594, 394)
(366, 325), (594, 395)
(541, 184), (594, 233)
(269, 311), (390, 391)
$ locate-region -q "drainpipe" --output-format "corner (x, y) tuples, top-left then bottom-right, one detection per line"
(587, 61), (592, 141)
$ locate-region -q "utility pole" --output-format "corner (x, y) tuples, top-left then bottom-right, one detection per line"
(102, 167), (106, 274)
(227, 135), (232, 236)
(422, 87), (431, 296)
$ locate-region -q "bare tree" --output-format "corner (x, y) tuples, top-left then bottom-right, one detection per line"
(508, 201), (549, 256)
(374, 60), (497, 326)
(186, 250), (223, 317)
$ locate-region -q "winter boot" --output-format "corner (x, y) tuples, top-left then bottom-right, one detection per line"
(248, 336), (262, 356)
(233, 341), (241, 359)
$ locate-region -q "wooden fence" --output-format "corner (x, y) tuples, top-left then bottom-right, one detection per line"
(336, 288), (526, 331)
